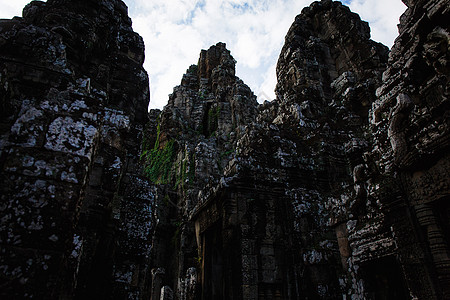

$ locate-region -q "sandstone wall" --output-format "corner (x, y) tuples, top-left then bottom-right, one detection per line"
(0, 0), (448, 299)
(147, 0), (449, 299)
(367, 0), (450, 298)
(0, 0), (152, 298)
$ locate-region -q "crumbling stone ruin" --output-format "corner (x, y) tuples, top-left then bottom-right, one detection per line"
(0, 0), (152, 298)
(0, 0), (449, 299)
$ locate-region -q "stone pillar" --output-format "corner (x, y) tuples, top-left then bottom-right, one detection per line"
(415, 204), (450, 298)
(160, 286), (173, 300)
(184, 267), (198, 300)
(335, 223), (351, 269)
(151, 268), (165, 300)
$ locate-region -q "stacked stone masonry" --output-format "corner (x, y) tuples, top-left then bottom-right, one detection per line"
(0, 0), (449, 299)
(0, 0), (152, 298)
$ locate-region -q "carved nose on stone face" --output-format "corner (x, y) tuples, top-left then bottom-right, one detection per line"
(387, 93), (413, 164)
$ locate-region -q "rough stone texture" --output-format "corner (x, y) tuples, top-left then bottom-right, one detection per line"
(230, 1), (392, 298)
(144, 42), (259, 300)
(147, 0), (449, 299)
(367, 0), (450, 298)
(0, 0), (449, 299)
(0, 0), (152, 299)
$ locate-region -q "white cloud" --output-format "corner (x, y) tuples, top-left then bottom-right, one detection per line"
(258, 60), (278, 101)
(0, 0), (37, 19)
(343, 0), (406, 47)
(129, 0), (312, 109)
(129, 0), (406, 109)
(0, 0), (407, 110)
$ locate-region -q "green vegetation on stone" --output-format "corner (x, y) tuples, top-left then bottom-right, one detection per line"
(142, 122), (175, 184)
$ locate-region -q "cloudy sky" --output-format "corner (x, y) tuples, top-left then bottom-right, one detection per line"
(0, 0), (406, 109)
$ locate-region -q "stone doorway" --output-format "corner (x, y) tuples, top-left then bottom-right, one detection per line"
(201, 222), (224, 300)
(360, 256), (409, 300)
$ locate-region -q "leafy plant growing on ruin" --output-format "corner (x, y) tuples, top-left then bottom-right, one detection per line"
(141, 122), (175, 184)
(194, 256), (202, 267)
